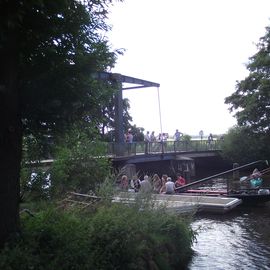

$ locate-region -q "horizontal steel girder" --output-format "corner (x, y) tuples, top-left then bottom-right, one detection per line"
(93, 72), (160, 90)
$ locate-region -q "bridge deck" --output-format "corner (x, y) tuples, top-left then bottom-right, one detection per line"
(108, 139), (222, 161)
(29, 139), (223, 167)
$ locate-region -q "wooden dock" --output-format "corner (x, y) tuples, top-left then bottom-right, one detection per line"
(113, 193), (242, 214)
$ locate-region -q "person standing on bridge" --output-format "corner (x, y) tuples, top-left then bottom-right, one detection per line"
(144, 131), (150, 154)
(126, 130), (133, 143)
(150, 131), (156, 142)
(126, 130), (133, 154)
(174, 129), (183, 141)
(208, 133), (214, 149)
(174, 129), (183, 151)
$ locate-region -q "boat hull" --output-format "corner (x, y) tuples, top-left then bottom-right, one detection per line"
(180, 189), (270, 205)
(227, 193), (270, 204)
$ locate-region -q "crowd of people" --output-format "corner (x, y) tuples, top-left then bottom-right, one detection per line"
(124, 128), (219, 154)
(125, 129), (183, 144)
(120, 173), (187, 194)
(144, 129), (184, 143)
(143, 131), (170, 144)
(125, 129), (218, 143)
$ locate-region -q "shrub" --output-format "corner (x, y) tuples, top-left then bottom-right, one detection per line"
(20, 135), (52, 201)
(20, 125), (113, 201)
(0, 207), (93, 270)
(49, 127), (111, 197)
(88, 202), (195, 269)
(221, 126), (269, 163)
(0, 202), (195, 270)
(20, 169), (51, 201)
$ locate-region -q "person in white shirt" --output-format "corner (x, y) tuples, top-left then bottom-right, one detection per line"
(165, 177), (175, 194)
(144, 131), (150, 154)
(140, 175), (152, 193)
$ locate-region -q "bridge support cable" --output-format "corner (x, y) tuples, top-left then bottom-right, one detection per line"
(157, 87), (163, 138)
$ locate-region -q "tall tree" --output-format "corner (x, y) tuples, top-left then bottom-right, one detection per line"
(99, 97), (133, 140)
(225, 25), (270, 134)
(221, 126), (270, 163)
(0, 0), (120, 246)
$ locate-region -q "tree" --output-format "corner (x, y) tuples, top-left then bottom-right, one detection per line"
(221, 126), (270, 164)
(49, 125), (111, 197)
(224, 24), (270, 163)
(0, 0), (120, 246)
(100, 97), (133, 141)
(225, 25), (270, 134)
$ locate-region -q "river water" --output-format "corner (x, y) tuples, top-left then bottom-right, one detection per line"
(187, 174), (270, 270)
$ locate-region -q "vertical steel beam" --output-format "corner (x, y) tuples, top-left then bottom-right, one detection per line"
(110, 73), (125, 144)
(115, 84), (124, 143)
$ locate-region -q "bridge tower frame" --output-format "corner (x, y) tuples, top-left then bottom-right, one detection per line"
(94, 72), (160, 143)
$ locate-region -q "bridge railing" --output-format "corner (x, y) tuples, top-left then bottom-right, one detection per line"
(107, 139), (223, 157)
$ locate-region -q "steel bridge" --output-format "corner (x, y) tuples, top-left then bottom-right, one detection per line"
(30, 139), (223, 181)
(108, 139), (223, 181)
(107, 140), (223, 158)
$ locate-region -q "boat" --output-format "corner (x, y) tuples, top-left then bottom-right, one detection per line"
(227, 189), (270, 204)
(175, 160), (270, 205)
(180, 188), (270, 205)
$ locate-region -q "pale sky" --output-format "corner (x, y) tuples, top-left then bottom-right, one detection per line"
(107, 0), (270, 137)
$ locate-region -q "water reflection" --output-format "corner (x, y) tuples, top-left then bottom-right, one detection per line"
(188, 204), (270, 269)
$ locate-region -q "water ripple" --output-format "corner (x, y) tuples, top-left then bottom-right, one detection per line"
(188, 206), (270, 270)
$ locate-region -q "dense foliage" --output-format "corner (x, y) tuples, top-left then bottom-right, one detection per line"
(224, 24), (270, 163)
(221, 126), (270, 163)
(100, 97), (144, 142)
(1, 0), (121, 136)
(0, 0), (122, 245)
(0, 3), (196, 266)
(0, 203), (195, 270)
(225, 25), (270, 134)
(49, 126), (111, 196)
(20, 125), (112, 200)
